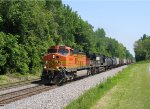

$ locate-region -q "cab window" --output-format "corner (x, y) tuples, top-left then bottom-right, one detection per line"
(70, 49), (73, 55)
(48, 49), (57, 53)
(58, 49), (69, 56)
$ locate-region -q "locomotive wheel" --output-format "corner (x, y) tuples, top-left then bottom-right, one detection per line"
(87, 69), (91, 76)
(91, 68), (96, 75)
(53, 76), (63, 86)
(53, 72), (66, 86)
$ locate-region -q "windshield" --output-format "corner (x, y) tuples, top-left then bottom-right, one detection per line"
(48, 49), (57, 53)
(58, 49), (69, 56)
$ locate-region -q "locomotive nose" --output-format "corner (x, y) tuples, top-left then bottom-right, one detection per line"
(43, 53), (62, 70)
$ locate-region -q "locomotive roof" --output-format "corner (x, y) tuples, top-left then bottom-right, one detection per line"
(50, 45), (72, 50)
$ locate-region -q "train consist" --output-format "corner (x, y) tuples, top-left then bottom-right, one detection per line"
(41, 45), (132, 85)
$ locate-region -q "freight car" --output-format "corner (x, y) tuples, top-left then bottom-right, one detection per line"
(87, 54), (106, 75)
(41, 45), (131, 85)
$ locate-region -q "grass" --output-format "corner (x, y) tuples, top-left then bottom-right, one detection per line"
(98, 61), (150, 109)
(0, 72), (41, 86)
(65, 61), (150, 109)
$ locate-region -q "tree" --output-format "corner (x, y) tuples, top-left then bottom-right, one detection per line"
(95, 28), (106, 38)
(0, 0), (133, 74)
(0, 32), (29, 74)
(0, 32), (7, 74)
(134, 34), (150, 61)
(143, 38), (150, 60)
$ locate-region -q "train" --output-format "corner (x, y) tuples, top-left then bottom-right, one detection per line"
(41, 45), (132, 85)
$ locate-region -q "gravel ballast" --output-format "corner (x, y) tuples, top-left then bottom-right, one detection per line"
(0, 66), (127, 109)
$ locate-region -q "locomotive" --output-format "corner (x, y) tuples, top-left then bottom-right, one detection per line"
(41, 45), (130, 85)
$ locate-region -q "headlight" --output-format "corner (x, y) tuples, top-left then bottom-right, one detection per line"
(53, 55), (55, 59)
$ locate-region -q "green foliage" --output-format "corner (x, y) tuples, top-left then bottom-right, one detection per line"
(0, 0), (132, 74)
(0, 0), (55, 74)
(94, 33), (132, 59)
(0, 32), (7, 68)
(134, 34), (150, 61)
(95, 28), (106, 38)
(0, 32), (29, 74)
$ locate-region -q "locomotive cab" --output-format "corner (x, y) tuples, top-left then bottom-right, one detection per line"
(43, 45), (72, 71)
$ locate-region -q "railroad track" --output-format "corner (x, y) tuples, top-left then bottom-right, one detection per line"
(0, 69), (107, 106)
(0, 85), (57, 105)
(0, 74), (91, 105)
(0, 78), (41, 91)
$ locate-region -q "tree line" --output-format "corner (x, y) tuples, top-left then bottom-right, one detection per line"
(0, 0), (133, 75)
(134, 34), (150, 61)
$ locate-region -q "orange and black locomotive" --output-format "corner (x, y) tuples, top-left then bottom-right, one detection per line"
(41, 45), (132, 85)
(41, 45), (90, 85)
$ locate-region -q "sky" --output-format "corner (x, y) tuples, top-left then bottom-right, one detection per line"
(62, 0), (150, 56)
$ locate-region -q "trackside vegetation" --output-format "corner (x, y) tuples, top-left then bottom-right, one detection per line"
(0, 0), (133, 76)
(0, 72), (40, 85)
(65, 61), (150, 109)
(134, 34), (150, 61)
